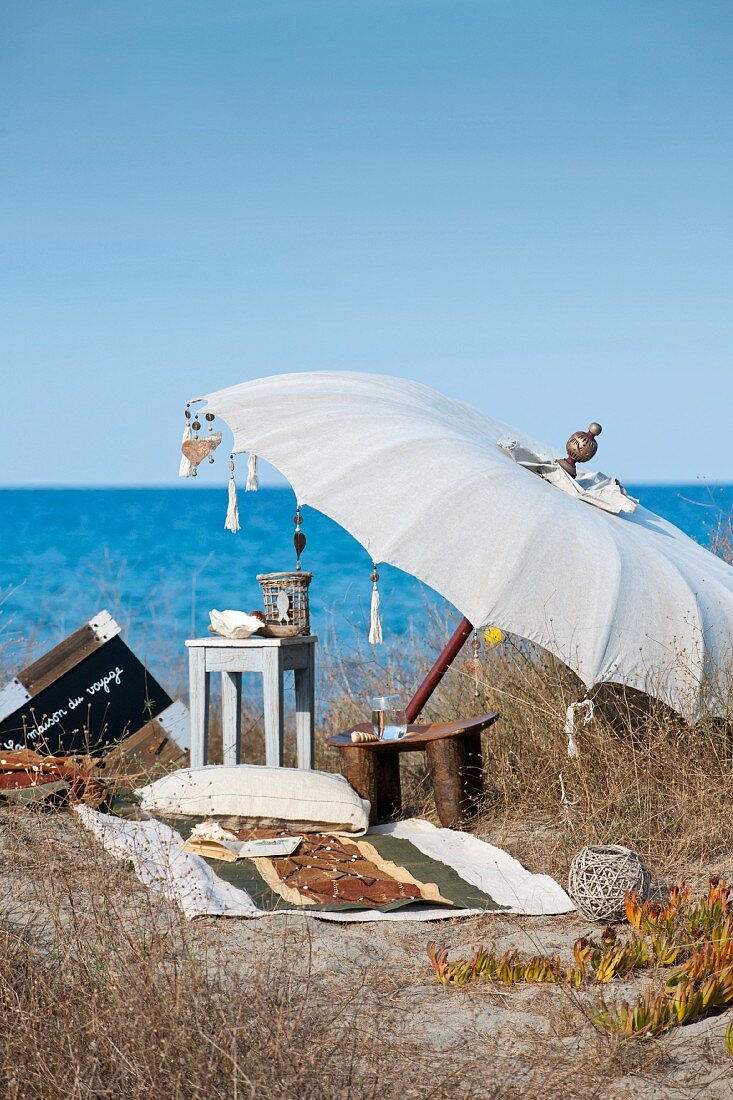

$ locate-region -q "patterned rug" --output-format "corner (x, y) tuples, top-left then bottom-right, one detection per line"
(75, 807), (574, 922)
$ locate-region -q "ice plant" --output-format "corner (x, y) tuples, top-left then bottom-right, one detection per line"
(429, 879), (733, 1055)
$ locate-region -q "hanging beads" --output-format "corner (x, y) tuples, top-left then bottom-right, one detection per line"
(190, 414), (200, 476)
(206, 412), (216, 462)
(471, 631), (481, 697)
(179, 405), (194, 478)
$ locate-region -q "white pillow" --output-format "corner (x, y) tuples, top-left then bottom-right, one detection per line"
(136, 765), (370, 836)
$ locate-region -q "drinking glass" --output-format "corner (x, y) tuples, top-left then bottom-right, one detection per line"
(371, 694), (408, 741)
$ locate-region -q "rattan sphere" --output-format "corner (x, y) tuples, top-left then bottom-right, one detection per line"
(568, 845), (650, 922)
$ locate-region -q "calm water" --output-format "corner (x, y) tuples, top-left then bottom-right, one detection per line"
(1, 485), (732, 687)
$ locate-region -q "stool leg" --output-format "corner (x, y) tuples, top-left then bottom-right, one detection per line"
(188, 648), (210, 768)
(426, 738), (464, 828)
(374, 753), (402, 823)
(262, 648), (285, 766)
(338, 746), (378, 825)
(221, 671), (242, 765)
(294, 645), (315, 769)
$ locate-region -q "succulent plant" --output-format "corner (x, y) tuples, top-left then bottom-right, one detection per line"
(429, 879), (733, 1055)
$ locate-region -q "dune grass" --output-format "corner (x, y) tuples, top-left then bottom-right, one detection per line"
(320, 618), (733, 884)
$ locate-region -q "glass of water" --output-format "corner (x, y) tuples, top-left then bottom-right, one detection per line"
(371, 694), (408, 741)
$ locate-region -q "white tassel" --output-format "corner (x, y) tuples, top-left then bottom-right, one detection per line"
(178, 422), (192, 478)
(564, 699), (594, 759)
(246, 453), (259, 492)
(369, 564), (383, 645)
(224, 459), (240, 533)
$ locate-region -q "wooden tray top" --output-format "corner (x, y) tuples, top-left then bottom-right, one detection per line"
(326, 712), (499, 753)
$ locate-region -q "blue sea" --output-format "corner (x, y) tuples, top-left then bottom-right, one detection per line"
(1, 485), (732, 691)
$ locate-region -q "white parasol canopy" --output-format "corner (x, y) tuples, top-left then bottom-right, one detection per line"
(191, 372), (733, 721)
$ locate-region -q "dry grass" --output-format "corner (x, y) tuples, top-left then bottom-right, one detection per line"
(0, 805), (652, 1100)
(322, 619), (733, 884)
(0, 807), (488, 1100)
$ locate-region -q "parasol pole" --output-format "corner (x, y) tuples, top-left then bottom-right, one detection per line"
(405, 616), (474, 723)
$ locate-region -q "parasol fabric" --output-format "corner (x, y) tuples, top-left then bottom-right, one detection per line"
(191, 372), (733, 721)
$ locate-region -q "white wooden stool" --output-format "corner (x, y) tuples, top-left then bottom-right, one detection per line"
(185, 635), (316, 770)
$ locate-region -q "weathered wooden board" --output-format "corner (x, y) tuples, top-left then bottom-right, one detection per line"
(0, 614), (183, 757)
(17, 610), (121, 696)
(100, 703), (189, 775)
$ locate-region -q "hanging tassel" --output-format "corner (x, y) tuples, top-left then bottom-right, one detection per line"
(246, 453), (259, 492)
(224, 457), (240, 533)
(178, 409), (193, 478)
(369, 564), (383, 644)
(564, 699), (594, 759)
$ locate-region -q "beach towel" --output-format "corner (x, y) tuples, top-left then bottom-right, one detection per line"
(75, 806), (574, 922)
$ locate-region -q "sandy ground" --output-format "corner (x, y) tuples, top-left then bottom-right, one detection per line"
(3, 807), (733, 1098)
(187, 910), (733, 1098)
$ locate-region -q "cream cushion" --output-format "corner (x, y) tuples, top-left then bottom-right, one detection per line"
(136, 765), (370, 836)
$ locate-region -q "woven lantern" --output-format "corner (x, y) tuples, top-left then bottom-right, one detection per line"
(568, 844), (650, 923)
(257, 571), (312, 634)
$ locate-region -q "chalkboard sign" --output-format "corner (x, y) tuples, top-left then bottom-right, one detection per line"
(0, 612), (184, 757)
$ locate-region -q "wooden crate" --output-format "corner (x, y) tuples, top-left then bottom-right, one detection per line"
(0, 611), (189, 759)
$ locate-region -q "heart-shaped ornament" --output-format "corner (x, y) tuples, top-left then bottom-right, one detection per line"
(181, 432), (222, 466)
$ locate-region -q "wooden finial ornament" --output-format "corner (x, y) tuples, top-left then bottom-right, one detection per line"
(557, 422), (602, 479)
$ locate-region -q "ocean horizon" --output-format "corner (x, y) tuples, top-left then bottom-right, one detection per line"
(3, 484), (732, 688)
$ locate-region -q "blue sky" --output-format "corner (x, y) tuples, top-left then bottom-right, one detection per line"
(3, 1), (731, 485)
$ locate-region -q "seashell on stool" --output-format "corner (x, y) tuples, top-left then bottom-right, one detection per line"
(350, 729), (379, 744)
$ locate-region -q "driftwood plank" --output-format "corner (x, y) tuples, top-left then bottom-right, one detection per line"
(100, 717), (188, 776)
(17, 624), (103, 696)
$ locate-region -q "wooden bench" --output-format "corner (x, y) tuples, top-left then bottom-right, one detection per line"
(326, 712), (499, 828)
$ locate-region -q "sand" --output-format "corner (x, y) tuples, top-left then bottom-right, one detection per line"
(3, 806), (733, 1098)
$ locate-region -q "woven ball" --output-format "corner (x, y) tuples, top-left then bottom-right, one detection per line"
(568, 845), (650, 922)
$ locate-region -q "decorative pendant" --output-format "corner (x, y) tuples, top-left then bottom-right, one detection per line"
(181, 432), (222, 470)
(293, 506), (306, 571)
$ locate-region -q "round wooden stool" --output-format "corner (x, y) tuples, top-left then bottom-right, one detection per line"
(326, 713), (499, 828)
